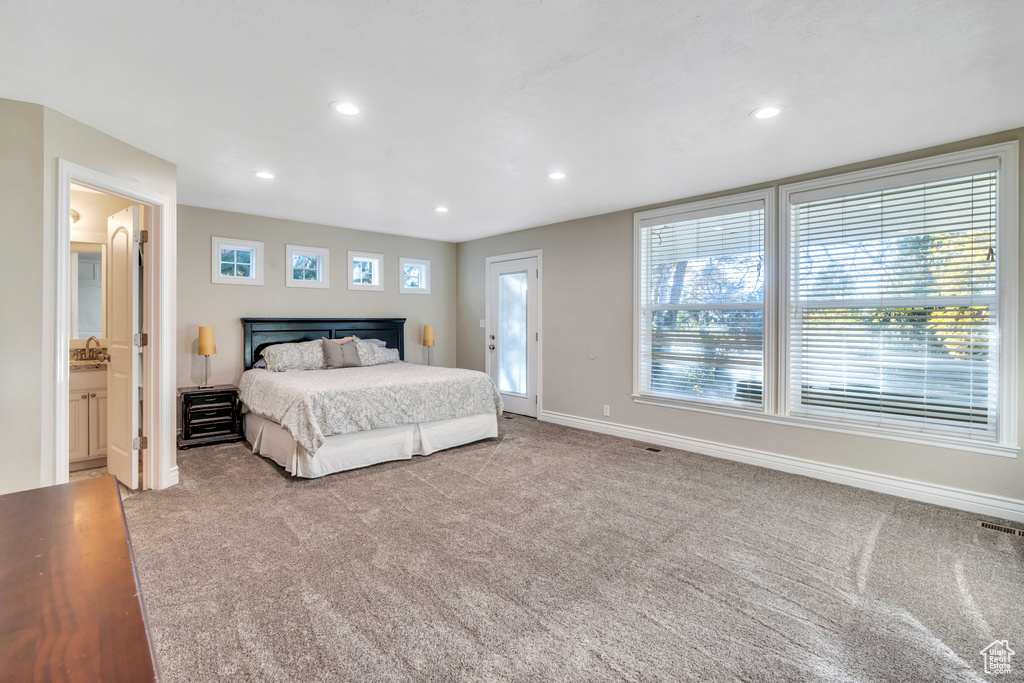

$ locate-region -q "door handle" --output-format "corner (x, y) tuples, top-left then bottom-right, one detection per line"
(488, 344), (495, 350)
(81, 394), (88, 399)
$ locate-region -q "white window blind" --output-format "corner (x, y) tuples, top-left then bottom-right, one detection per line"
(638, 200), (765, 407)
(789, 168), (999, 438)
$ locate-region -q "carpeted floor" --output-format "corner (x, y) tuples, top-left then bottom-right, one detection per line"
(123, 416), (1024, 682)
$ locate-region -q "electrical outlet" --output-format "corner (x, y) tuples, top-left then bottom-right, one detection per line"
(603, 405), (610, 417)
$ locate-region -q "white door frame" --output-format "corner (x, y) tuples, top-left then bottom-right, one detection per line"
(50, 159), (177, 490)
(485, 250), (543, 416)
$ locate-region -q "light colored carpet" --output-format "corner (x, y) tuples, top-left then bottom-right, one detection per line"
(122, 416), (1024, 682)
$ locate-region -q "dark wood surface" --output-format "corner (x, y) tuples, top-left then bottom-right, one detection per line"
(0, 476), (159, 682)
(177, 384), (243, 449)
(241, 317), (406, 369)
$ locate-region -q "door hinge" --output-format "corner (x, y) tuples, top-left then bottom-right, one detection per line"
(535, 396), (538, 404)
(133, 332), (149, 347)
(132, 435), (148, 450)
(134, 227), (149, 244)
(536, 332), (539, 341)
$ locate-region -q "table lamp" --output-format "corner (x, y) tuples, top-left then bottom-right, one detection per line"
(423, 325), (434, 366)
(198, 326), (217, 388)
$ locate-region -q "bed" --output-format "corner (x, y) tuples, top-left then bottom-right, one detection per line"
(238, 318), (502, 478)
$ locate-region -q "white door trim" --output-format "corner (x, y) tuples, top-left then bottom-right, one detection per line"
(485, 250), (543, 416)
(51, 160), (177, 490)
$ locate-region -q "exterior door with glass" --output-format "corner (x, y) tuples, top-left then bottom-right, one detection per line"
(487, 256), (539, 417)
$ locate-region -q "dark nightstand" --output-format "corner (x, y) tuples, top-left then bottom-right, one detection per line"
(177, 384), (244, 449)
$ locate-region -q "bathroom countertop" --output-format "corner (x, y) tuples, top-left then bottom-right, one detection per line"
(70, 360), (108, 372)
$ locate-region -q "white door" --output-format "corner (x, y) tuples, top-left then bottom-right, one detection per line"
(487, 256), (539, 417)
(107, 206), (141, 489)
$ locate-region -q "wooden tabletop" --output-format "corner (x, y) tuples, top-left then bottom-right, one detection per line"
(0, 476), (159, 681)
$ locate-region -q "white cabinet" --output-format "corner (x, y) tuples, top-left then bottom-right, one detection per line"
(88, 390), (108, 457)
(68, 392), (90, 461)
(69, 370), (108, 464)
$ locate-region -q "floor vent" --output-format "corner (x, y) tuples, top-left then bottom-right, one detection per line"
(503, 415), (514, 420)
(978, 521), (1024, 537)
(645, 447), (662, 453)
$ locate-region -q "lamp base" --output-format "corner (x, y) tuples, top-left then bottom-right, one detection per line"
(198, 354), (214, 389)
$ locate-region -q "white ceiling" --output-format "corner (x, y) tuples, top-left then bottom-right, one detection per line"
(2, 0), (1022, 242)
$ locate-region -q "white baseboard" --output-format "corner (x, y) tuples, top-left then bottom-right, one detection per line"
(539, 410), (1024, 524)
(167, 465), (179, 487)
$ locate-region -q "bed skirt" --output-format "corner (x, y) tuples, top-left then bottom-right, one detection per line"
(243, 412), (498, 478)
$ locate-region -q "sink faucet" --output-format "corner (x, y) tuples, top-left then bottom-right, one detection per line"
(86, 336), (101, 360)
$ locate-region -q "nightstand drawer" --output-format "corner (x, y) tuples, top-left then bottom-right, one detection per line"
(188, 403), (235, 421)
(184, 418), (235, 439)
(187, 392), (234, 409)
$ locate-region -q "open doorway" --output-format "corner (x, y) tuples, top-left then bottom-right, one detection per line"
(67, 185), (145, 489)
(53, 161), (176, 491)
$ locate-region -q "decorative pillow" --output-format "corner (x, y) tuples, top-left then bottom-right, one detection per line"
(253, 358), (267, 369)
(260, 339), (325, 372)
(362, 338), (388, 348)
(322, 338), (362, 369)
(354, 337), (400, 366)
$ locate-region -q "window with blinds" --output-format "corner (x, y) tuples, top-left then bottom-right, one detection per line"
(788, 166), (999, 438)
(637, 195), (766, 407)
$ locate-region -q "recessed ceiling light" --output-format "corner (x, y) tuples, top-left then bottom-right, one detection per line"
(751, 105), (783, 119)
(435, 206), (449, 213)
(547, 171), (567, 180)
(254, 171), (275, 179)
(330, 101), (360, 116)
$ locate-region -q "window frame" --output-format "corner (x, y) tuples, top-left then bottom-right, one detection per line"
(399, 257), (431, 294)
(348, 251), (384, 291)
(779, 142), (1018, 453)
(285, 244), (330, 289)
(632, 188), (776, 415)
(631, 142), (1019, 458)
(211, 236), (264, 286)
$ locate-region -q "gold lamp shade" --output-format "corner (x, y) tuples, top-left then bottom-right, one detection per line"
(423, 325), (435, 347)
(198, 326), (217, 356)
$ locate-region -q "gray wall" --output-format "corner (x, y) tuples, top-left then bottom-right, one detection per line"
(0, 98), (178, 494)
(457, 128), (1024, 503)
(0, 99), (45, 495)
(177, 206), (457, 388)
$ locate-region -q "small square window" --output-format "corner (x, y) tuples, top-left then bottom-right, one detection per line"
(399, 257), (431, 294)
(348, 251), (384, 291)
(286, 244), (330, 289)
(212, 237), (264, 285)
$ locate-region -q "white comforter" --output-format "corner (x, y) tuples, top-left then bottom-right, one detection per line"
(238, 362), (502, 455)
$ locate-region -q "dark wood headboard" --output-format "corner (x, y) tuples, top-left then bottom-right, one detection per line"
(241, 318), (406, 369)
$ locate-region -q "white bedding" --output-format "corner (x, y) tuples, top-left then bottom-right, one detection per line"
(238, 362), (503, 455)
(245, 412), (498, 478)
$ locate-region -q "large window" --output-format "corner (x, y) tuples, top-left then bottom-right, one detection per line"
(787, 163), (1001, 440)
(634, 143), (1018, 454)
(635, 191), (771, 408)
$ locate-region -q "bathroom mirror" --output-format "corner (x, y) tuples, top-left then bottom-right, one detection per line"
(70, 242), (107, 340)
